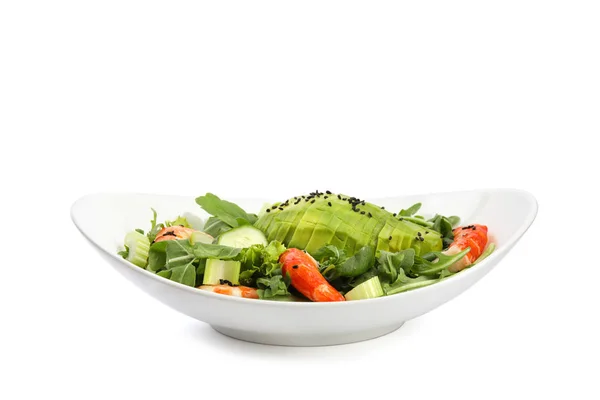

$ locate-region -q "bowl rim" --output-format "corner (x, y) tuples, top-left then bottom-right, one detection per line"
(71, 187), (538, 308)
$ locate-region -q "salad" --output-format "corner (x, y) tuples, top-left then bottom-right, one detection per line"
(118, 191), (495, 302)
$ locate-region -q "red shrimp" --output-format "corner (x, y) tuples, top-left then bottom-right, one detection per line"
(198, 285), (259, 299)
(279, 248), (345, 302)
(443, 224), (488, 272)
(153, 226), (196, 243)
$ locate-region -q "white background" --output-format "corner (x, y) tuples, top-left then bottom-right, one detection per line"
(1, 1), (599, 399)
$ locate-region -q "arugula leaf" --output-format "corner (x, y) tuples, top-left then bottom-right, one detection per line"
(157, 270), (172, 279)
(147, 208), (165, 243)
(118, 246), (129, 259)
(192, 242), (241, 259)
(203, 216), (233, 237)
(169, 262), (196, 287)
(399, 203), (422, 217)
(410, 248), (470, 276)
(376, 249), (416, 285)
(147, 241), (167, 272)
(336, 246), (374, 277)
(429, 214), (459, 248)
(165, 240), (196, 269)
(398, 216), (434, 228)
(384, 269), (438, 295)
(448, 216), (460, 227)
(195, 193), (257, 228)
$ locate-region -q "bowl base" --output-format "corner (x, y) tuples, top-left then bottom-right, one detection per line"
(211, 323), (404, 346)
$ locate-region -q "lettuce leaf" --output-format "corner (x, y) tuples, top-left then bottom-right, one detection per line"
(165, 216), (191, 228)
(236, 241), (289, 298)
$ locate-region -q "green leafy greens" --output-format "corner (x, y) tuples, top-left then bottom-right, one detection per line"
(236, 240), (290, 299)
(314, 242), (475, 296)
(195, 193), (258, 238)
(396, 202), (461, 249)
(140, 239), (242, 287)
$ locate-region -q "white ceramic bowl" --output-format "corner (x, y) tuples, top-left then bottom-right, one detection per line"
(71, 189), (537, 346)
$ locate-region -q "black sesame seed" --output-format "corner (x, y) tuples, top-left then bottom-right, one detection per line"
(360, 211), (365, 215)
(311, 199), (315, 204)
(368, 212), (372, 217)
(389, 236), (393, 240)
(425, 231), (429, 234)
(399, 218), (404, 221)
(381, 206), (385, 209)
(266, 209), (271, 213)
(328, 202), (332, 207)
(326, 190), (332, 195)
(337, 195), (341, 200)
(417, 232), (422, 236)
(392, 213), (397, 217)
(324, 196), (328, 199)
(292, 265), (298, 269)
(279, 207), (284, 211)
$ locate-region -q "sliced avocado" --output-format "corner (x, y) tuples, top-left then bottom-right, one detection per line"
(254, 192), (443, 256)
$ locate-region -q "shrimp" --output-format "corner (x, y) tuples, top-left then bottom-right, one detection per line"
(279, 248), (345, 302)
(443, 224), (488, 272)
(153, 226), (196, 243)
(198, 285), (259, 299)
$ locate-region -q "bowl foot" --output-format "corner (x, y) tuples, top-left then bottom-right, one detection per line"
(211, 323), (404, 347)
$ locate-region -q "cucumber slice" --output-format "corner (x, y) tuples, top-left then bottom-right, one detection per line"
(217, 225), (267, 248)
(189, 231), (214, 245)
(202, 259), (241, 285)
(344, 276), (384, 301)
(124, 231), (150, 268)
